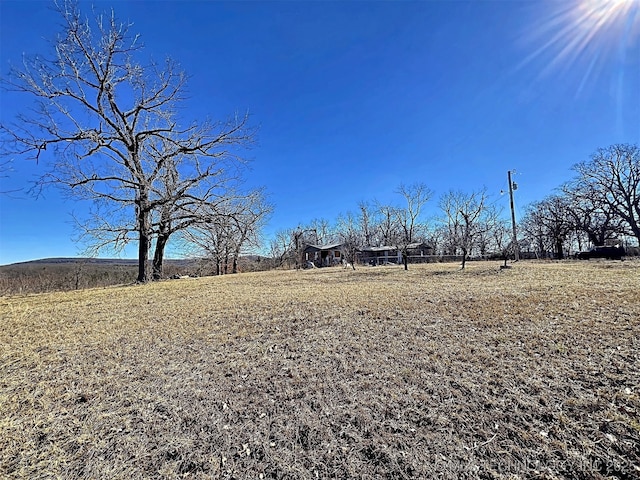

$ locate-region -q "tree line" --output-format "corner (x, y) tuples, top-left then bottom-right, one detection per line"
(269, 184), (504, 271)
(522, 144), (639, 259)
(270, 143), (639, 269)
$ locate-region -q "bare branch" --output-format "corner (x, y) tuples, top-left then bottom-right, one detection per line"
(2, 1), (260, 282)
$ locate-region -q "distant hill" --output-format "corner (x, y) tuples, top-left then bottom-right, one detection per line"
(4, 257), (195, 267)
(0, 255), (271, 295)
(0, 258), (195, 295)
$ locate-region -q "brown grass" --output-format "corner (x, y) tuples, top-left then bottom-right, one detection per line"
(1, 261), (639, 479)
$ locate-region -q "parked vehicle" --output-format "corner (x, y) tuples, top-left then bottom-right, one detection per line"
(575, 246), (625, 260)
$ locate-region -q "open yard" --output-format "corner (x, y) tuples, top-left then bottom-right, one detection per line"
(1, 261), (638, 479)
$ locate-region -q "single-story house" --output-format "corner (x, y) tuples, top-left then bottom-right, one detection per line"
(358, 243), (434, 265)
(302, 242), (343, 267)
(358, 246), (400, 265)
(406, 242), (434, 256)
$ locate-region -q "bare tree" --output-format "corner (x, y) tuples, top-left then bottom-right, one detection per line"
(148, 141), (255, 280)
(424, 224), (447, 257)
(492, 218), (515, 267)
(269, 229), (295, 269)
(571, 144), (639, 245)
(72, 197), (136, 257)
(393, 183), (433, 270)
(183, 213), (232, 276)
(266, 226), (318, 270)
(0, 160), (21, 195)
(473, 204), (502, 258)
(307, 218), (335, 246)
(1, 1), (253, 282)
(179, 190), (270, 276)
(358, 201), (376, 246)
(336, 211), (360, 270)
(562, 180), (627, 248)
(439, 189), (491, 269)
(520, 209), (550, 259)
(521, 195), (573, 259)
(229, 190), (273, 274)
(375, 203), (397, 247)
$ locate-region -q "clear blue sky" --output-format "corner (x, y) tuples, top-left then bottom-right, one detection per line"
(1, 0), (639, 265)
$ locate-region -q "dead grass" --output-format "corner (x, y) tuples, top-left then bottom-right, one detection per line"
(1, 261), (639, 479)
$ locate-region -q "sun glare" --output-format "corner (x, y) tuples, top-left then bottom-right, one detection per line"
(518, 0), (639, 97)
(574, 0), (640, 35)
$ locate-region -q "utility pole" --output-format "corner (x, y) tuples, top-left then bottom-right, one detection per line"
(508, 170), (520, 261)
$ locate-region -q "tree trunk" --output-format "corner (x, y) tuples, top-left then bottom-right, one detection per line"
(402, 251), (408, 270)
(232, 254), (239, 274)
(136, 195), (151, 283)
(461, 248), (468, 269)
(628, 221), (640, 247)
(152, 209), (172, 281)
(152, 232), (169, 280)
(555, 239), (564, 259)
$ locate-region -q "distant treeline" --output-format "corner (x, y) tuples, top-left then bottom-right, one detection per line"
(0, 262), (138, 295)
(0, 257), (272, 295)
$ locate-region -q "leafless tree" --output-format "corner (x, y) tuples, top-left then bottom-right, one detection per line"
(473, 204), (502, 258)
(269, 230), (295, 269)
(571, 144), (639, 245)
(336, 211), (360, 270)
(358, 201), (376, 247)
(1, 1), (253, 282)
(492, 219), (515, 267)
(439, 189), (491, 269)
(520, 210), (549, 259)
(375, 203), (397, 247)
(424, 224), (446, 256)
(72, 197), (136, 257)
(562, 180), (627, 248)
(266, 226), (318, 270)
(179, 190), (271, 276)
(393, 183), (433, 270)
(0, 160), (21, 195)
(183, 213), (232, 276)
(228, 190), (273, 274)
(148, 141), (256, 280)
(521, 195), (573, 259)
(307, 218), (335, 246)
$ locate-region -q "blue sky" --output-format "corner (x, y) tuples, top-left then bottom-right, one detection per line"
(1, 0), (639, 265)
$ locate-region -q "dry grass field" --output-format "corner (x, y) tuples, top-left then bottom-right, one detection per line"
(1, 261), (638, 479)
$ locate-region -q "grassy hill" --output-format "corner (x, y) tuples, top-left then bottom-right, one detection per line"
(1, 261), (638, 478)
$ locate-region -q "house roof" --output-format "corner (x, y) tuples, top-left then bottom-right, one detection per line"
(407, 242), (433, 249)
(359, 245), (396, 252)
(303, 242), (343, 252)
(359, 243), (433, 252)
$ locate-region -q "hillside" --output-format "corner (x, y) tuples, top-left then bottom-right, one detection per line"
(0, 257), (263, 295)
(4, 257), (141, 266)
(1, 261), (639, 479)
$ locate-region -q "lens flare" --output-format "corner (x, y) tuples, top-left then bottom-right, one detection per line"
(519, 0), (640, 91)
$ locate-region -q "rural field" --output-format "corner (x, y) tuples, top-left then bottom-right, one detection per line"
(1, 261), (638, 479)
